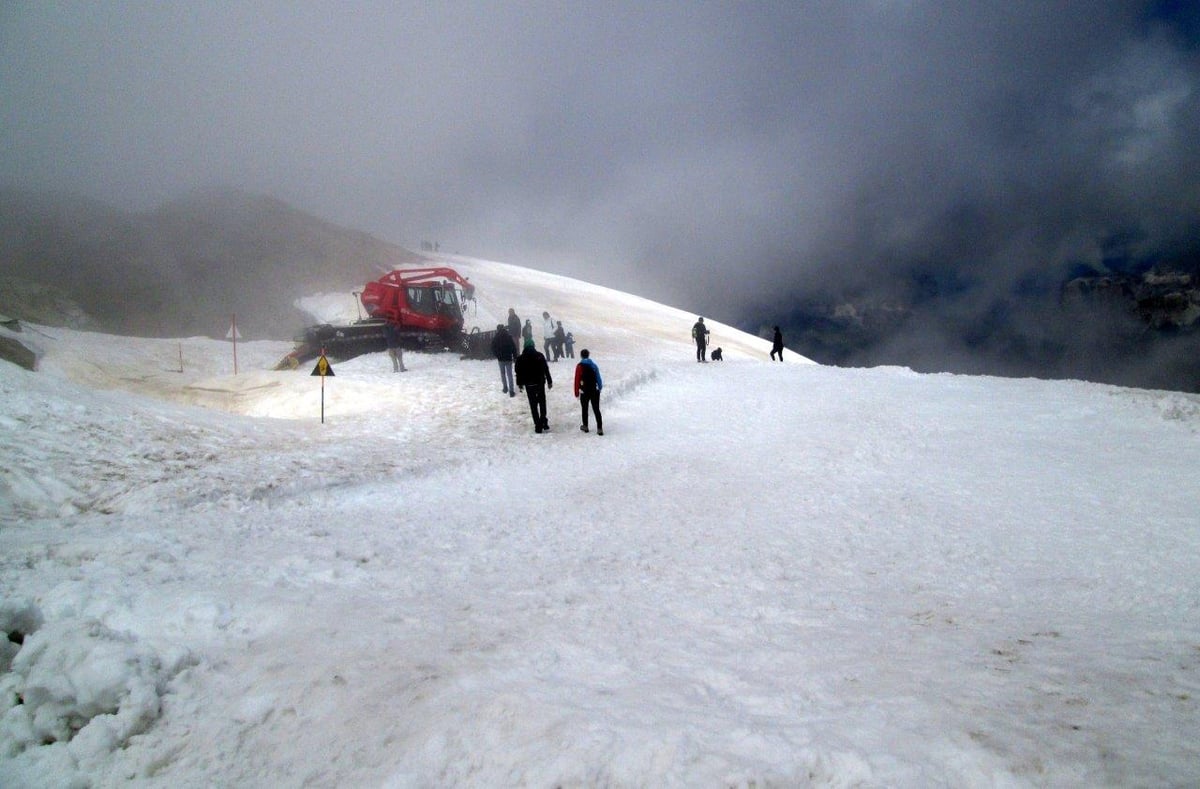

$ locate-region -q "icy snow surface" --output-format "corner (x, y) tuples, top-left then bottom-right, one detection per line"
(1, 256), (1198, 787)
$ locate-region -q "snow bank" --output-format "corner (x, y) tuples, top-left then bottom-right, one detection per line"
(1, 601), (196, 784)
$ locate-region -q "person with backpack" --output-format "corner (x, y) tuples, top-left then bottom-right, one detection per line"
(573, 348), (603, 436)
(490, 323), (518, 396)
(515, 338), (553, 433)
(691, 317), (710, 363)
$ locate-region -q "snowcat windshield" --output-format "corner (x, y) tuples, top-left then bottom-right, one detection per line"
(406, 285), (463, 319)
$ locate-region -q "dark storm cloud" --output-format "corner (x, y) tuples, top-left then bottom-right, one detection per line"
(2, 2), (1197, 322)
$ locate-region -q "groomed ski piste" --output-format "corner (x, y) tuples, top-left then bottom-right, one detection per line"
(2, 256), (1199, 787)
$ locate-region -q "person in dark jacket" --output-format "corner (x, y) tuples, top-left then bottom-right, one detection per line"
(515, 338), (553, 433)
(491, 324), (518, 396)
(553, 320), (566, 361)
(691, 317), (710, 362)
(522, 319), (534, 346)
(573, 348), (603, 436)
(506, 308), (522, 342)
(770, 326), (785, 362)
(384, 323), (407, 372)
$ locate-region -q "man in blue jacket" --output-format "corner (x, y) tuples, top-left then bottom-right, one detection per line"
(573, 349), (603, 436)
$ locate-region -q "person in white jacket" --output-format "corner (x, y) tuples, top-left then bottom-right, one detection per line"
(542, 311), (557, 361)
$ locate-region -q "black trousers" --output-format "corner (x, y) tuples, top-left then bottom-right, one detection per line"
(696, 341), (707, 361)
(579, 390), (602, 430)
(524, 384), (547, 427)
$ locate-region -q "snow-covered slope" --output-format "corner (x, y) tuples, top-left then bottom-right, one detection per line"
(1, 258), (1198, 787)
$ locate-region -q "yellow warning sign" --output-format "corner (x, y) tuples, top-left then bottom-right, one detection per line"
(310, 355), (335, 377)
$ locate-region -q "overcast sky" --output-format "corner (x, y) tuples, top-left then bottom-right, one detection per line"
(2, 1), (1198, 321)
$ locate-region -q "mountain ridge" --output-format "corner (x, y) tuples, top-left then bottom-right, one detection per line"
(0, 187), (426, 340)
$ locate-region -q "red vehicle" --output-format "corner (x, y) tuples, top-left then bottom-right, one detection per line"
(276, 267), (492, 368)
(360, 267), (475, 334)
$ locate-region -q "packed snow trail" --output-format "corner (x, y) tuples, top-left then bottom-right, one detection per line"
(3, 345), (1199, 786)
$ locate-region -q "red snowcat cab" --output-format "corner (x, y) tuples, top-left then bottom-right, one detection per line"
(275, 267), (494, 369)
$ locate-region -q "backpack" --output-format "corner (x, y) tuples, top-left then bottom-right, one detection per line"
(578, 360), (598, 389)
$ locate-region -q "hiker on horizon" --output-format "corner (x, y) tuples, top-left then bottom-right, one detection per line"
(691, 317), (710, 363)
(770, 326), (785, 362)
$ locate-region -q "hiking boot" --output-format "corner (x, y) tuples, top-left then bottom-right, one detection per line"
(597, 429), (604, 436)
(580, 425), (589, 433)
(535, 426), (542, 434)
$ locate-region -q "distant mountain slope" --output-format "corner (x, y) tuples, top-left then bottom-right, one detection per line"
(776, 257), (1200, 393)
(0, 188), (426, 339)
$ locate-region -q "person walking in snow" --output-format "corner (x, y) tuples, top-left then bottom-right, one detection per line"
(522, 318), (534, 347)
(564, 331), (575, 359)
(553, 320), (566, 361)
(573, 348), (603, 436)
(691, 317), (710, 363)
(770, 325), (785, 362)
(515, 338), (553, 433)
(384, 323), (407, 372)
(491, 323), (518, 397)
(542, 311), (557, 361)
(506, 308), (522, 343)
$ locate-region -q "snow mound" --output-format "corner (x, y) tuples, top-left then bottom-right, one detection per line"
(0, 603), (196, 783)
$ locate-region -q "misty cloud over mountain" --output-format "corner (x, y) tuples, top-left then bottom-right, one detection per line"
(0, 188), (423, 339)
(3, 3), (1198, 387)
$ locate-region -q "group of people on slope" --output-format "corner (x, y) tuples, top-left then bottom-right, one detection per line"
(490, 310), (792, 435)
(503, 308), (575, 363)
(541, 310), (574, 361)
(691, 316), (787, 362)
(492, 308), (602, 436)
